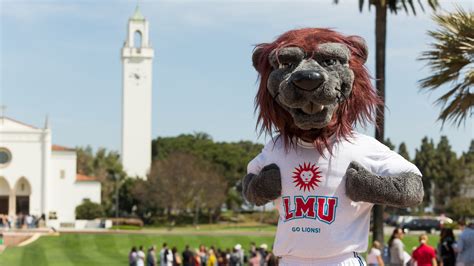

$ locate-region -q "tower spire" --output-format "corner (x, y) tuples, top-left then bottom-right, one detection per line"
(44, 114), (50, 129)
(131, 2), (145, 21)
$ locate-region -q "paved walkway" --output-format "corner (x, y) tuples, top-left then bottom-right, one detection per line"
(58, 228), (276, 237)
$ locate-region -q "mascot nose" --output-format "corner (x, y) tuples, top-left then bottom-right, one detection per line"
(291, 70), (325, 91)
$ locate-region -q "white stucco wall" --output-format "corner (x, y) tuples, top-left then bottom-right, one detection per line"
(121, 18), (153, 178)
(0, 118), (47, 216)
(74, 181), (101, 206)
(1, 118), (101, 225)
(49, 151), (78, 222)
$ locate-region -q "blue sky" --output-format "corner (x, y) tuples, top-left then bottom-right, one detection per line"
(1, 0), (472, 158)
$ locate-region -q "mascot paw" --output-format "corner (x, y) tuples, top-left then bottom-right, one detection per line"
(258, 163), (282, 200)
(242, 163), (282, 206)
(345, 161), (376, 202)
(345, 161), (423, 207)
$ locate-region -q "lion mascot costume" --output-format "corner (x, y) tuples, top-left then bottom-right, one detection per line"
(242, 28), (423, 266)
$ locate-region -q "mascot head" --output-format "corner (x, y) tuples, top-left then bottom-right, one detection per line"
(252, 28), (381, 153)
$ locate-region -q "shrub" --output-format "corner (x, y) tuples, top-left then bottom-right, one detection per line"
(108, 217), (144, 227)
(75, 199), (104, 220)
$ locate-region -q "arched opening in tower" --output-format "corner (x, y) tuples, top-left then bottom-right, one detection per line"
(134, 30), (142, 49)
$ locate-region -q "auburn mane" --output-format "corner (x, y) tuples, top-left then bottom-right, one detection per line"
(253, 28), (382, 154)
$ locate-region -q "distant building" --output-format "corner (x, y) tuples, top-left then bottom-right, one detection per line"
(121, 6), (153, 178)
(0, 117), (101, 226)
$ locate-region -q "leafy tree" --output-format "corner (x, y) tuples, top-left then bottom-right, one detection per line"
(460, 140), (474, 175)
(457, 140), (474, 204)
(447, 197), (474, 220)
(419, 8), (474, 126)
(75, 199), (104, 219)
(398, 142), (410, 161)
(414, 137), (437, 209)
(117, 178), (140, 216)
(433, 136), (463, 212)
(151, 133), (263, 209)
(383, 138), (396, 150)
(134, 152), (227, 226)
(76, 146), (127, 216)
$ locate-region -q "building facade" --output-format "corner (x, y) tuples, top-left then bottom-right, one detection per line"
(121, 6), (153, 178)
(0, 117), (101, 226)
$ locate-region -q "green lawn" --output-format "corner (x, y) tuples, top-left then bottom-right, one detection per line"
(1, 233), (274, 266)
(1, 231), (439, 266)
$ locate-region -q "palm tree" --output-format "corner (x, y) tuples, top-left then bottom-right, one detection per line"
(419, 7), (473, 126)
(334, 0), (438, 245)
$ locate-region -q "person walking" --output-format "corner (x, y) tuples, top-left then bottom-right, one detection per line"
(258, 244), (267, 266)
(199, 245), (207, 266)
(206, 249), (217, 266)
(172, 247), (182, 266)
(266, 249), (278, 266)
(438, 228), (456, 266)
(234, 244), (244, 266)
(412, 234), (437, 266)
(194, 248), (202, 266)
(367, 240), (384, 266)
(129, 246), (138, 266)
(248, 252), (261, 266)
(182, 245), (194, 266)
(160, 243), (173, 266)
(137, 246), (146, 266)
(229, 248), (241, 266)
(147, 246), (157, 266)
(456, 221), (474, 266)
(388, 228), (406, 266)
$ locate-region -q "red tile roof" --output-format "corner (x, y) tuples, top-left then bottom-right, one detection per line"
(76, 174), (99, 182)
(52, 145), (75, 152)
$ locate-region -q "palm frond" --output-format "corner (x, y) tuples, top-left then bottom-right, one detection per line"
(408, 0), (417, 15)
(336, 0), (438, 14)
(417, 0), (426, 13)
(418, 7), (474, 126)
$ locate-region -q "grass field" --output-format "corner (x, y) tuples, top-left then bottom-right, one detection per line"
(1, 229), (439, 266)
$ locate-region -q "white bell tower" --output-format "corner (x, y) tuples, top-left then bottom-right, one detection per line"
(121, 5), (153, 178)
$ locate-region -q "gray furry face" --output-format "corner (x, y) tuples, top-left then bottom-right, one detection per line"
(266, 43), (355, 130)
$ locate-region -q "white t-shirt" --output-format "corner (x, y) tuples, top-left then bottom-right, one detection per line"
(137, 250), (145, 266)
(367, 248), (381, 265)
(247, 132), (421, 260)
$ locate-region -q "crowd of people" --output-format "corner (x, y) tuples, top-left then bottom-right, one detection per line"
(366, 221), (474, 266)
(128, 221), (474, 266)
(128, 242), (278, 266)
(0, 213), (45, 229)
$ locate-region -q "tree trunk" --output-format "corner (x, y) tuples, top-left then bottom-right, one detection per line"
(208, 208), (213, 224)
(373, 2), (387, 246)
(213, 207), (221, 223)
(193, 200), (200, 227)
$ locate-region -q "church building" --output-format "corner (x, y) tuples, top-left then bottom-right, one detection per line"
(0, 117), (101, 226)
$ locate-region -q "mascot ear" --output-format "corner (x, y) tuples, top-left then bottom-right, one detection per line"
(347, 35), (368, 63)
(252, 46), (265, 72)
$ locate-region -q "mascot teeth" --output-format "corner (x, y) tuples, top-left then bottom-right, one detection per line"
(302, 103), (324, 114)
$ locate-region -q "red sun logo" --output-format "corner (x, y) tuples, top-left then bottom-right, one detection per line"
(292, 162), (322, 192)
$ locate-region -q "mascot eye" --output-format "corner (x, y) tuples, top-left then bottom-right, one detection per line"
(278, 62), (294, 69)
(321, 59), (338, 67)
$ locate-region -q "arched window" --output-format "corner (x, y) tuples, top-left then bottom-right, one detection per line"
(15, 177), (31, 215)
(0, 177), (10, 215)
(134, 30), (142, 48)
